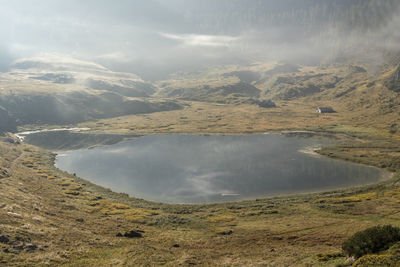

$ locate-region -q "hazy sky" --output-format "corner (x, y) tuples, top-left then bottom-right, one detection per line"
(0, 0), (399, 80)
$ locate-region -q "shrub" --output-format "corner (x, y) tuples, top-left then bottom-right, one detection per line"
(353, 254), (392, 266)
(342, 225), (400, 259)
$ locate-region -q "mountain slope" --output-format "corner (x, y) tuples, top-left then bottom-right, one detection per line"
(0, 55), (182, 130)
(11, 55), (157, 98)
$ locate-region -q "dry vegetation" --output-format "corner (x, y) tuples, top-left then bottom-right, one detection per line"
(78, 64), (400, 142)
(2, 117), (400, 266)
(1, 63), (399, 266)
(78, 100), (341, 135)
(0, 138), (399, 266)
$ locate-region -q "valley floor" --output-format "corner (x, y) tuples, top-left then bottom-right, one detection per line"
(1, 100), (400, 266)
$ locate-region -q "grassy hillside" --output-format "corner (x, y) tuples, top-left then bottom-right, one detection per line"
(0, 91), (181, 125)
(83, 62), (400, 141)
(0, 130), (399, 266)
(0, 56), (182, 127)
(1, 57), (400, 265)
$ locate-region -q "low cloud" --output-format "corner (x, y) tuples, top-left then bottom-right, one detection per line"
(0, 46), (15, 72)
(95, 52), (131, 62)
(0, 1), (399, 80)
(160, 33), (238, 47)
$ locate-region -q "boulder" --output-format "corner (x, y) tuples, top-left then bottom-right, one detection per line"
(0, 235), (10, 243)
(257, 99), (276, 108)
(24, 243), (38, 252)
(219, 230), (233, 235)
(123, 230), (143, 238)
(117, 230), (143, 238)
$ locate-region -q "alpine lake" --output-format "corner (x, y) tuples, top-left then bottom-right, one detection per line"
(54, 134), (385, 204)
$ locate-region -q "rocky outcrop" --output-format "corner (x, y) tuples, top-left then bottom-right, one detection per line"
(266, 73), (341, 100)
(164, 82), (261, 100)
(385, 65), (400, 93)
(86, 78), (157, 98)
(222, 71), (261, 83)
(255, 99), (276, 108)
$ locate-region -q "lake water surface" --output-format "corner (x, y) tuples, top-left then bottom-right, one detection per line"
(55, 134), (384, 203)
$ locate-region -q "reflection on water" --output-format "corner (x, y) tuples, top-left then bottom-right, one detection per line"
(55, 135), (383, 203)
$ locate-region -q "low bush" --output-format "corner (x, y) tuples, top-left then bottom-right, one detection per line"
(342, 225), (400, 258)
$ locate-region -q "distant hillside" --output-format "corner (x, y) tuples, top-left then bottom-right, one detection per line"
(155, 57), (400, 136)
(160, 81), (260, 102)
(157, 63), (275, 103)
(157, 63), (357, 102)
(11, 55), (157, 98)
(1, 53), (399, 134)
(0, 91), (181, 126)
(0, 55), (182, 130)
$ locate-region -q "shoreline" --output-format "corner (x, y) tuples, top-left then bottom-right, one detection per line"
(14, 127), (91, 142)
(46, 131), (394, 206)
(67, 155), (398, 207)
(16, 128), (336, 151)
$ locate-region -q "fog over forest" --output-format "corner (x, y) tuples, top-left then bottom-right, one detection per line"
(1, 0), (399, 79)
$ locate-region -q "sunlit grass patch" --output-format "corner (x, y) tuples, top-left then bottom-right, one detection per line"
(124, 210), (150, 224)
(316, 192), (376, 204)
(206, 214), (235, 223)
(90, 199), (155, 223)
(384, 188), (400, 197)
(66, 183), (83, 191)
(57, 178), (75, 187)
(353, 254), (392, 266)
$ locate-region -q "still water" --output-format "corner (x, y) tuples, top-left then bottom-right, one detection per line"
(55, 134), (383, 203)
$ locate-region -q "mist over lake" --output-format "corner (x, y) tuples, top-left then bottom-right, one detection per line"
(55, 134), (383, 203)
